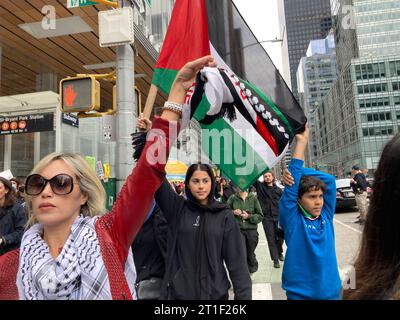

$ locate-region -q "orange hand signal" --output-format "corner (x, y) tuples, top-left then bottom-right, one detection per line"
(64, 84), (77, 107)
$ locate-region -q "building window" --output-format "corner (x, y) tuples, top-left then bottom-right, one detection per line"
(389, 60), (400, 77)
(363, 112), (391, 123)
(356, 63), (387, 80)
(358, 83), (388, 95)
(362, 126), (394, 137)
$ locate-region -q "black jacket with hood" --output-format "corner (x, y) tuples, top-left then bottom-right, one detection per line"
(154, 176), (252, 300)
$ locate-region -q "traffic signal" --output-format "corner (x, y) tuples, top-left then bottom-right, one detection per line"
(60, 76), (100, 113)
(112, 85), (141, 114)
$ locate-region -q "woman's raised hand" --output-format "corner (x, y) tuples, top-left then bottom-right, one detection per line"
(169, 55), (216, 105)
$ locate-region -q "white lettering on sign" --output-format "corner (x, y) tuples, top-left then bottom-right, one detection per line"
(29, 115), (45, 120)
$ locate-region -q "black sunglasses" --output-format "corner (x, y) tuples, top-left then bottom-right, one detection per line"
(25, 174), (77, 196)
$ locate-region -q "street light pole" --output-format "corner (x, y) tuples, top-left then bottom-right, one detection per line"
(241, 38), (283, 50)
(116, 0), (135, 192)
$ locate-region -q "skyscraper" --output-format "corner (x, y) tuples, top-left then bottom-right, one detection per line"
(297, 33), (337, 167)
(278, 0), (332, 100)
(314, 0), (400, 177)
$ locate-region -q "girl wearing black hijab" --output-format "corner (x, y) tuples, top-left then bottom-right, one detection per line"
(132, 116), (251, 300)
(132, 109), (252, 300)
(154, 163), (251, 299)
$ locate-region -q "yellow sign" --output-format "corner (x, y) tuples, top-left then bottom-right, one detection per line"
(103, 163), (110, 179)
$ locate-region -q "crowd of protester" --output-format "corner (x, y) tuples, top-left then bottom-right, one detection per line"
(0, 55), (399, 301)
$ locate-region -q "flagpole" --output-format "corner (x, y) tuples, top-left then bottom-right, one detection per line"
(143, 84), (158, 119)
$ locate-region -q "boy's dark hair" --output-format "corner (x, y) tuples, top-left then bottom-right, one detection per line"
(298, 176), (327, 198)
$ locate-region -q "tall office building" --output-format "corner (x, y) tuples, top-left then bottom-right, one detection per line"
(314, 0), (400, 177)
(297, 33), (337, 167)
(278, 0), (332, 100)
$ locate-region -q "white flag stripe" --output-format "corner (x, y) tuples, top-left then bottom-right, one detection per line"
(211, 44), (259, 123)
(227, 110), (287, 169)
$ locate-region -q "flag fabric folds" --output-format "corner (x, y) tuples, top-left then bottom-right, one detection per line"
(152, 0), (210, 95)
(151, 0), (306, 190)
(184, 65), (301, 190)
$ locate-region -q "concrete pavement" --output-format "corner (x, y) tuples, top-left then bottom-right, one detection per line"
(251, 223), (286, 300)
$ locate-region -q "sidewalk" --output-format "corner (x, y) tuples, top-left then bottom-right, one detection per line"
(229, 224), (287, 300)
(252, 223), (286, 300)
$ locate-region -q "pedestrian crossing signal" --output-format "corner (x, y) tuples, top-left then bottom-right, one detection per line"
(60, 76), (100, 113)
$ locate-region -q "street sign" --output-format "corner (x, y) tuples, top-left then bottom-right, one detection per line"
(0, 114), (54, 135)
(67, 0), (100, 8)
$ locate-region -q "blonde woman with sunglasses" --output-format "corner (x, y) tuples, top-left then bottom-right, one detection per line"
(0, 56), (216, 300)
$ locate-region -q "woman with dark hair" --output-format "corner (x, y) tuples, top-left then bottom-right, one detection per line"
(154, 163), (251, 299)
(343, 134), (400, 300)
(0, 177), (27, 256)
(10, 178), (25, 207)
(133, 114), (251, 300)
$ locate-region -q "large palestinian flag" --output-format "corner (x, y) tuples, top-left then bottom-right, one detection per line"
(152, 0), (210, 95)
(151, 0), (306, 190)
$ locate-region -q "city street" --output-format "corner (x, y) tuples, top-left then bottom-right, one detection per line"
(248, 207), (363, 300)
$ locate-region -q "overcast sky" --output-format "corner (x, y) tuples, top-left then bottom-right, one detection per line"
(232, 0), (283, 74)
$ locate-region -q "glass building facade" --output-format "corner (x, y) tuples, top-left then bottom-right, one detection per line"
(297, 34), (337, 167)
(316, 57), (400, 176)
(314, 0), (400, 177)
(278, 0), (332, 99)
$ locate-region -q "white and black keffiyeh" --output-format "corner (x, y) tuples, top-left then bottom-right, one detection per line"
(16, 215), (137, 300)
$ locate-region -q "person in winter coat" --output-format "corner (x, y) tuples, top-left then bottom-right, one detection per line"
(253, 172), (284, 268)
(227, 189), (263, 276)
(0, 177), (27, 256)
(0, 55), (216, 300)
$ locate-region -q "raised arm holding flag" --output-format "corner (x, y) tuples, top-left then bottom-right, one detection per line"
(145, 0), (306, 191)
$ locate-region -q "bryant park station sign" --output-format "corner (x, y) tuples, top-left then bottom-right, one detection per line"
(0, 113), (54, 135)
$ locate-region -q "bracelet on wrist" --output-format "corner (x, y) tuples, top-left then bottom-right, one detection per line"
(162, 101), (183, 116)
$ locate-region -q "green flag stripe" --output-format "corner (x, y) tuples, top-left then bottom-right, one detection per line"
(243, 79), (294, 136)
(152, 68), (178, 96)
(198, 116), (270, 190)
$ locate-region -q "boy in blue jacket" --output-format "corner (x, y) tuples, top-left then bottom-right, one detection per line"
(279, 125), (341, 300)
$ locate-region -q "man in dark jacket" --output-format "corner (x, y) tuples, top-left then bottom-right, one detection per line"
(253, 172), (284, 268)
(350, 165), (369, 224)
